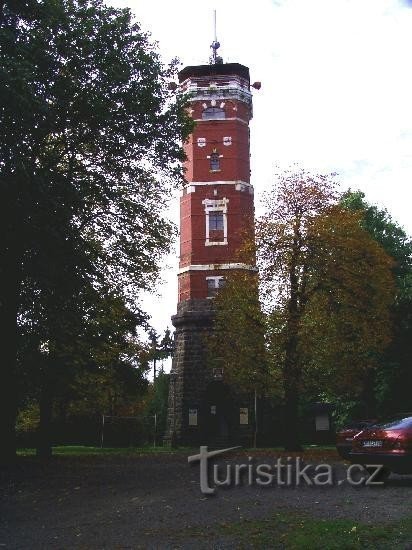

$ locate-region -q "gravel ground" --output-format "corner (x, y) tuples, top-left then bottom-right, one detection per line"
(1, 450), (411, 548)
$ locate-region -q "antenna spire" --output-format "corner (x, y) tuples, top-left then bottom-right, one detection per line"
(210, 9), (222, 64)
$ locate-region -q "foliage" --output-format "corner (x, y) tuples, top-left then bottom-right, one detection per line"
(210, 271), (270, 395)
(0, 0), (192, 460)
(147, 327), (174, 379)
(340, 190), (412, 416)
(298, 205), (395, 395)
(212, 168), (395, 449)
(143, 371), (170, 442)
(341, 191), (412, 282)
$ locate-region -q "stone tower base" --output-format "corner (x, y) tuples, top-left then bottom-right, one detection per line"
(164, 299), (253, 447)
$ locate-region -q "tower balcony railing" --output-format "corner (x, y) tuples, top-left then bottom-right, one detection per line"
(181, 85), (252, 107)
(180, 74), (249, 89)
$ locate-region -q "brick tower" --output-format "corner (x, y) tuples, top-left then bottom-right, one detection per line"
(165, 41), (258, 447)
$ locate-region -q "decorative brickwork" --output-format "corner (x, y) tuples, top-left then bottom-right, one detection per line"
(164, 61), (256, 447)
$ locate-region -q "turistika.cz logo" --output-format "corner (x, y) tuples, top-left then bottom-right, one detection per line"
(188, 446), (386, 495)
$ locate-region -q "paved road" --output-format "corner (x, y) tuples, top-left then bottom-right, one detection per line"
(1, 451), (411, 548)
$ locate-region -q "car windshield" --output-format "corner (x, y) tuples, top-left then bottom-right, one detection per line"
(370, 416), (412, 430)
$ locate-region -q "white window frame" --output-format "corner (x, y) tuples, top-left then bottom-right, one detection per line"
(206, 152), (223, 172)
(206, 276), (225, 298)
(202, 198), (229, 246)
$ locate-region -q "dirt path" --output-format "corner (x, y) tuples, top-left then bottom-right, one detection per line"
(1, 451), (411, 548)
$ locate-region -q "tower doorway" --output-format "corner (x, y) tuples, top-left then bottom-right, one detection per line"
(204, 381), (234, 446)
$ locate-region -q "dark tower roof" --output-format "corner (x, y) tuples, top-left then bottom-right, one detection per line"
(178, 63), (250, 84)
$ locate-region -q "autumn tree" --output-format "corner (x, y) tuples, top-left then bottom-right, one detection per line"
(0, 0), (192, 462)
(212, 168), (395, 450)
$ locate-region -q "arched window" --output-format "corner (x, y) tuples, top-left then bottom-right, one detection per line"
(210, 152), (220, 171)
(202, 107), (225, 120)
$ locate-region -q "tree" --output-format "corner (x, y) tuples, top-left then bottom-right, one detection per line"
(212, 168), (395, 450)
(143, 370), (170, 445)
(0, 0), (192, 462)
(209, 271), (270, 395)
(17, 281), (150, 455)
(340, 191), (412, 417)
(147, 327), (174, 380)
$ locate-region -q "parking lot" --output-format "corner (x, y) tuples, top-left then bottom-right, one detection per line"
(1, 450), (411, 548)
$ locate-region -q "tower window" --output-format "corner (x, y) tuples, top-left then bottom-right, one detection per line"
(202, 106), (225, 120)
(207, 277), (225, 298)
(202, 198), (229, 246)
(209, 211), (224, 231)
(210, 152), (220, 171)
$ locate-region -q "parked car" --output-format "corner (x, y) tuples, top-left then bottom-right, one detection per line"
(349, 415), (412, 478)
(336, 420), (377, 459)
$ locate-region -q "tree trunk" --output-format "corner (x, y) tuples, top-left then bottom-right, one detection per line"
(283, 379), (303, 452)
(282, 335), (303, 451)
(282, 321), (303, 451)
(0, 250), (19, 465)
(37, 378), (54, 459)
(281, 225), (303, 452)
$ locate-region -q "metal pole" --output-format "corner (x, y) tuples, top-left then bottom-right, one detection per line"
(212, 10), (218, 63)
(254, 389), (258, 448)
(153, 413), (157, 448)
(171, 372), (177, 447)
(101, 414), (105, 448)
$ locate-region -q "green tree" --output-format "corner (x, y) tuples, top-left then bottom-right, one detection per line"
(341, 191), (412, 416)
(18, 284), (149, 455)
(148, 327), (174, 380)
(209, 271), (270, 395)
(0, 0), (192, 462)
(143, 371), (170, 446)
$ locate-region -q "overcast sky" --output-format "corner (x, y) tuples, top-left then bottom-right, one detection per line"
(109, 0), (412, 347)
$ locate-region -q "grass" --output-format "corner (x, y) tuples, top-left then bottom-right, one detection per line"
(212, 512), (412, 549)
(16, 444), (338, 457)
(16, 445), (196, 456)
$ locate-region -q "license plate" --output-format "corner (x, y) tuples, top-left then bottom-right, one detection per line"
(362, 440), (383, 447)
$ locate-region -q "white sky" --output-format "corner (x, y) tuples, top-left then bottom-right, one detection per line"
(109, 0), (412, 350)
